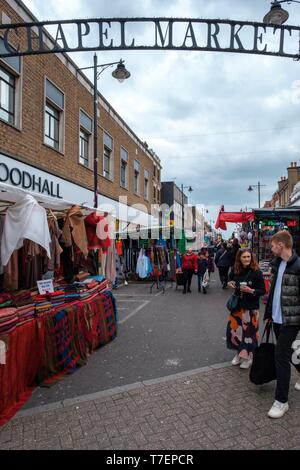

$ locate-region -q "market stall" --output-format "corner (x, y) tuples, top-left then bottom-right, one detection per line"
(0, 184), (118, 426)
(252, 207), (300, 261)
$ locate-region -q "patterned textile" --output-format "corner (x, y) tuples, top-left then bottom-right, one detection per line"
(0, 319), (45, 426)
(0, 288), (117, 424)
(226, 308), (260, 360)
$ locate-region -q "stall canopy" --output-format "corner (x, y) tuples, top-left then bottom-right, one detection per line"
(215, 211), (255, 230)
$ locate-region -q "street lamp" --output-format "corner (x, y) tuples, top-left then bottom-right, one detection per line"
(78, 54), (130, 208)
(263, 0), (300, 25)
(248, 182), (267, 208)
(181, 184), (193, 235)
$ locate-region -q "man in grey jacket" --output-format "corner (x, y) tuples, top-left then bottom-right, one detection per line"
(264, 230), (300, 418)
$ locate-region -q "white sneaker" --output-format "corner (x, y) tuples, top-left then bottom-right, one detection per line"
(231, 354), (242, 366)
(239, 358), (253, 369)
(295, 378), (300, 391)
(268, 400), (289, 419)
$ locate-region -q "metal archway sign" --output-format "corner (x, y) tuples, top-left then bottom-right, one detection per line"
(0, 17), (300, 60)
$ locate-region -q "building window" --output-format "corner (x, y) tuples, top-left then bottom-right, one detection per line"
(157, 189), (160, 204)
(79, 110), (92, 168)
(134, 160), (140, 195)
(79, 129), (89, 167)
(153, 186), (156, 202)
(144, 169), (150, 200)
(44, 79), (64, 152)
(157, 168), (160, 182)
(0, 66), (15, 125)
(120, 147), (128, 189)
(0, 37), (21, 128)
(45, 103), (59, 149)
(153, 165), (156, 178)
(103, 132), (113, 180)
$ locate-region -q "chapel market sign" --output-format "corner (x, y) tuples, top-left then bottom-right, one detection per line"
(0, 17), (300, 59)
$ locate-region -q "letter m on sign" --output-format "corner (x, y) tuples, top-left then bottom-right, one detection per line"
(154, 21), (173, 47)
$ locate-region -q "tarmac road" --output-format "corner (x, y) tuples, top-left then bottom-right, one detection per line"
(23, 273), (245, 409)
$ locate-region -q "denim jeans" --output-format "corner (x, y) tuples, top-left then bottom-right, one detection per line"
(273, 322), (300, 403)
(197, 275), (203, 291)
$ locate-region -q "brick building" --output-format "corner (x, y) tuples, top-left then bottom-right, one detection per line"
(263, 162), (300, 209)
(0, 0), (162, 227)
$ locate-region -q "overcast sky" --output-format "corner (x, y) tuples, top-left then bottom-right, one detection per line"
(22, 0), (300, 235)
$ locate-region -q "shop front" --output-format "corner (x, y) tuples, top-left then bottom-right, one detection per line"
(252, 207), (300, 261)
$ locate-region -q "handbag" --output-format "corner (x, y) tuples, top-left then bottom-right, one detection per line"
(249, 322), (277, 385)
(226, 293), (240, 312)
(226, 270), (251, 313)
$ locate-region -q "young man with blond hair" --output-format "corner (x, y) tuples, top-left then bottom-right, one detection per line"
(264, 230), (300, 418)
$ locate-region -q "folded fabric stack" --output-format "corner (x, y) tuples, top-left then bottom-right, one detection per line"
(0, 308), (19, 334)
(46, 291), (65, 307)
(17, 304), (36, 326)
(0, 293), (13, 308)
(12, 290), (34, 308)
(34, 295), (53, 316)
(74, 272), (91, 282)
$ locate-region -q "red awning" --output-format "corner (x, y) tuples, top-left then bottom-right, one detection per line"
(215, 211), (254, 230)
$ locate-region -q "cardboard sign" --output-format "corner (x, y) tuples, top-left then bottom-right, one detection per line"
(37, 279), (54, 295)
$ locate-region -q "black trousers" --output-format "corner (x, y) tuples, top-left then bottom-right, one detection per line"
(273, 322), (300, 403)
(183, 269), (194, 292)
(218, 266), (230, 286)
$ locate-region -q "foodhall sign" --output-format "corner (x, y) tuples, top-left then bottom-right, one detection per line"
(0, 18), (300, 60)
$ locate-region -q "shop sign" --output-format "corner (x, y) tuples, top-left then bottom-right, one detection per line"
(1, 18), (300, 61)
(37, 279), (54, 294)
(0, 161), (62, 199)
(287, 220), (297, 227)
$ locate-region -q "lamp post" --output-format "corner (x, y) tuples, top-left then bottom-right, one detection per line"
(263, 0), (300, 25)
(181, 184), (193, 236)
(248, 182), (267, 208)
(78, 54), (130, 209)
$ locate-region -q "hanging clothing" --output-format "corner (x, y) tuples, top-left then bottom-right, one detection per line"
(105, 241), (117, 282)
(1, 194), (51, 266)
(116, 240), (123, 257)
(61, 205), (88, 256)
(0, 216), (4, 275)
(136, 249), (152, 279)
(95, 215), (111, 252)
(46, 217), (63, 272)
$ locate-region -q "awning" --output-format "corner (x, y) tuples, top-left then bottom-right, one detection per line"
(215, 211), (255, 230)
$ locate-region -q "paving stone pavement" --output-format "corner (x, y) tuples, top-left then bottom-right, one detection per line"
(1, 362), (300, 450)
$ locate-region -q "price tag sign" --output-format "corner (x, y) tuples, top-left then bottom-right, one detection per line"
(37, 279), (54, 295)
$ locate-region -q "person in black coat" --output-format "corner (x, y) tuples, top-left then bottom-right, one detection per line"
(215, 242), (232, 289)
(197, 249), (209, 294)
(226, 248), (266, 369)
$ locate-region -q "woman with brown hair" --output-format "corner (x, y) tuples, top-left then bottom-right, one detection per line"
(226, 249), (266, 369)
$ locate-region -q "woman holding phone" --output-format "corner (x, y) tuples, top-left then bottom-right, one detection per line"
(226, 249), (266, 369)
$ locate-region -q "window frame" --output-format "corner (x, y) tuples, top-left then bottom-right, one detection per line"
(44, 77), (65, 154)
(133, 160), (140, 196)
(103, 130), (114, 181)
(120, 146), (128, 190)
(79, 108), (93, 169)
(144, 169), (150, 201)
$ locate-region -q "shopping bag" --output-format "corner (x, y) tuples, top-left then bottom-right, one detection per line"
(226, 293), (240, 313)
(249, 322), (276, 385)
(202, 269), (210, 288)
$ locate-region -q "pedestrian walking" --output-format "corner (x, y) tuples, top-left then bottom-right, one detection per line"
(230, 238), (241, 269)
(215, 242), (232, 289)
(197, 249), (209, 294)
(181, 248), (198, 294)
(264, 230), (300, 419)
(227, 249), (266, 369)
